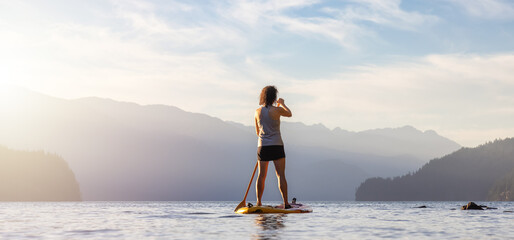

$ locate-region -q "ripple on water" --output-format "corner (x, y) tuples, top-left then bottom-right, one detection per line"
(66, 229), (120, 234)
(218, 215), (244, 218)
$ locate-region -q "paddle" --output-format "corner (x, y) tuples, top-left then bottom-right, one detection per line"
(234, 162), (258, 212)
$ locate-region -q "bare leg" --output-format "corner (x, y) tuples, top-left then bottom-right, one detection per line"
(273, 157), (289, 206)
(256, 161), (269, 206)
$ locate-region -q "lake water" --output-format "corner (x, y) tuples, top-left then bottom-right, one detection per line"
(1, 201), (514, 239)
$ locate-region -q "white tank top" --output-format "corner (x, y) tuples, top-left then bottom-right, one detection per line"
(257, 106), (284, 147)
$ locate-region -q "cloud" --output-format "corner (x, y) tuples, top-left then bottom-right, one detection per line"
(225, 0), (320, 26)
(325, 0), (438, 30)
(0, 18), (253, 110)
(283, 53), (514, 146)
(450, 0), (514, 19)
(110, 0), (246, 51)
(223, 0), (438, 49)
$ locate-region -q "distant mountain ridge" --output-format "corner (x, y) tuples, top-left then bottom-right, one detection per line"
(228, 121), (460, 178)
(0, 86), (461, 200)
(355, 138), (514, 201)
(229, 122), (460, 161)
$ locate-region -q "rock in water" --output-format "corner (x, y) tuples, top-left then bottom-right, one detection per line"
(461, 202), (483, 210)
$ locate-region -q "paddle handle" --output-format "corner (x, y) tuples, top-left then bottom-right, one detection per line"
(243, 162), (258, 203)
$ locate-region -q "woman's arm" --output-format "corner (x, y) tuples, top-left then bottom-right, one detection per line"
(276, 98), (292, 117)
(254, 111), (260, 136)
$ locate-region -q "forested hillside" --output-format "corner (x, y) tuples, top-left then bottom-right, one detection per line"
(488, 168), (514, 201)
(0, 146), (81, 201)
(356, 138), (514, 201)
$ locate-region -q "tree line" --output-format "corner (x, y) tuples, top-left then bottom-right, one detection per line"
(0, 145), (81, 201)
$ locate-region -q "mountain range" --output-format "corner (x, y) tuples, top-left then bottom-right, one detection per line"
(0, 86), (461, 200)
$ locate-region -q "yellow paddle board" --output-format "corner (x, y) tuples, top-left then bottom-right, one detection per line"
(235, 203), (312, 214)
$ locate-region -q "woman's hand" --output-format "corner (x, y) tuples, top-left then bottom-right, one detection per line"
(276, 98), (284, 107)
(276, 98), (292, 117)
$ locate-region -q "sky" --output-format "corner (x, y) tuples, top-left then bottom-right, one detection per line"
(1, 0), (514, 147)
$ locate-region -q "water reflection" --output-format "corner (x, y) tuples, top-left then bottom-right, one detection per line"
(253, 214), (286, 240)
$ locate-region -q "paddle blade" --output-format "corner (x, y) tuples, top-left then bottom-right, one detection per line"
(234, 201), (246, 212)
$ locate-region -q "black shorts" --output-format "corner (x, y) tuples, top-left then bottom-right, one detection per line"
(257, 145), (285, 161)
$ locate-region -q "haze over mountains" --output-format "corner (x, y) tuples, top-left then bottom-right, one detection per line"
(0, 87), (461, 201)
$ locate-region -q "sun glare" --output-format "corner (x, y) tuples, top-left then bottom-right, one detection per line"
(0, 85), (31, 112)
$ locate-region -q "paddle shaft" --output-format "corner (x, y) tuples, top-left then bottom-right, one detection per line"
(242, 162), (258, 203)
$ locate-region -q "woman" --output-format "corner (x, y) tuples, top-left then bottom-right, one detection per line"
(254, 86), (292, 208)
